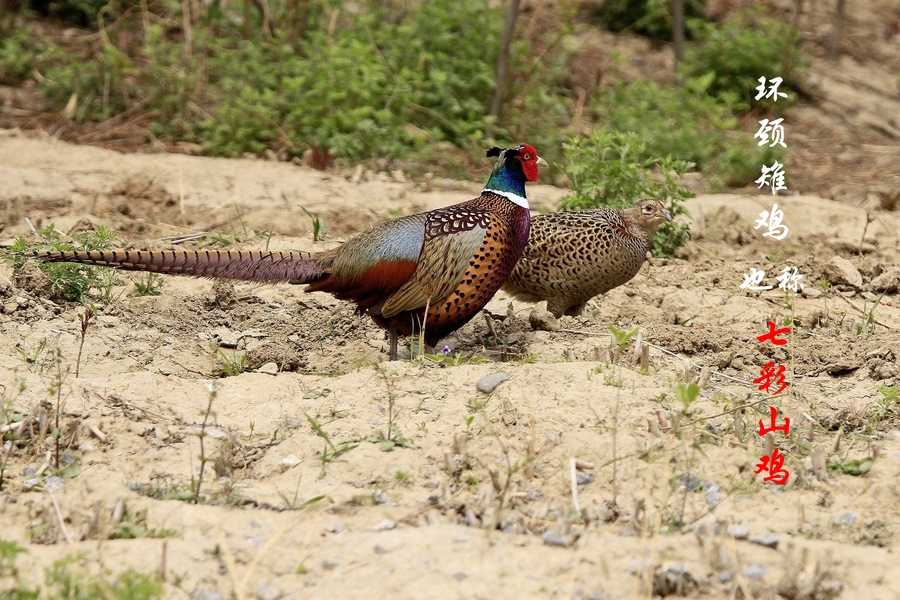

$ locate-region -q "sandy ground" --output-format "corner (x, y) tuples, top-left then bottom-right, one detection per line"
(0, 128), (899, 600)
(2, 6), (900, 594)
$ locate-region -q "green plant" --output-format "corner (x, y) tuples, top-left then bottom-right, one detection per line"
(215, 349), (248, 377)
(46, 556), (163, 599)
(9, 224), (120, 302)
(40, 42), (138, 121)
(869, 384), (900, 428)
(109, 509), (178, 540)
(21, 0), (571, 170)
(0, 28), (40, 82)
(681, 9), (809, 112)
(131, 273), (164, 297)
(301, 207), (325, 242)
(857, 292), (886, 335)
(674, 382), (700, 414)
(0, 539), (38, 599)
(193, 384), (218, 504)
(420, 350), (490, 367)
(588, 0), (706, 41)
(827, 457), (873, 477)
(590, 78), (784, 188)
(559, 131), (694, 257)
(304, 411), (359, 477)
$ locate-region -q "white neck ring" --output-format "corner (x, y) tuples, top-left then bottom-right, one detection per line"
(485, 188), (529, 209)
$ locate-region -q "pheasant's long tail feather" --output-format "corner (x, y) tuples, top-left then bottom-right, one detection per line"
(27, 250), (329, 284)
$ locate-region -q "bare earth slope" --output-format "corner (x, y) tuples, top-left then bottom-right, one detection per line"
(2, 132), (900, 598)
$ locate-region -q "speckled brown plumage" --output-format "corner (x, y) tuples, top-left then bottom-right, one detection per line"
(502, 199), (671, 318)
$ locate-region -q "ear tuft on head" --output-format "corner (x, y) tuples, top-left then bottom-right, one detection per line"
(485, 147), (503, 158)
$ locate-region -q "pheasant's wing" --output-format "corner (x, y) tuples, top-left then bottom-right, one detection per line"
(309, 214), (427, 307)
(380, 210), (489, 318)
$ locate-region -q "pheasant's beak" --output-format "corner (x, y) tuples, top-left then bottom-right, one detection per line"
(662, 208), (673, 221)
(537, 156), (549, 167)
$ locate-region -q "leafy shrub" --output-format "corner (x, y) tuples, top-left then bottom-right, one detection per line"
(587, 0), (706, 41)
(681, 9), (808, 111)
(591, 77), (785, 186)
(0, 28), (39, 83)
(40, 42), (137, 121)
(560, 130), (694, 257)
(22, 0), (570, 168)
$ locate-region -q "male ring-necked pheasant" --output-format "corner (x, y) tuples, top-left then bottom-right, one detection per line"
(502, 199), (671, 318)
(24, 145), (547, 360)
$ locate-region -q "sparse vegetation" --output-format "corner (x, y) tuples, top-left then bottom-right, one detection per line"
(131, 273), (164, 297)
(8, 224), (120, 303)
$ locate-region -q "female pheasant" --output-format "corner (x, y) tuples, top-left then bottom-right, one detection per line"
(25, 145), (546, 360)
(502, 199), (671, 318)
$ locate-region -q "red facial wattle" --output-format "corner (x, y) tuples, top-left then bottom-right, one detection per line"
(517, 143), (542, 182)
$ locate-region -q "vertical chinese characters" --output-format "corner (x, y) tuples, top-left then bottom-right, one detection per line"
(743, 77), (798, 485)
(755, 77), (789, 196)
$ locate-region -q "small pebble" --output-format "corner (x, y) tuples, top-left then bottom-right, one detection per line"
(750, 533), (780, 549)
(372, 490), (388, 504)
(280, 454), (301, 467)
(193, 589), (224, 600)
(705, 423), (724, 437)
(576, 472), (594, 485)
(44, 476), (65, 492)
(322, 557), (341, 570)
(728, 525), (750, 540)
(255, 580), (281, 600)
(452, 572), (467, 581)
(703, 482), (724, 506)
(542, 530), (568, 547)
(454, 534), (470, 543)
(676, 474), (701, 492)
(741, 564), (768, 580)
(373, 520), (396, 531)
(476, 372), (509, 394)
(127, 482), (145, 492)
(833, 511), (857, 526)
(717, 571), (734, 583)
(324, 522), (341, 534)
(695, 519), (722, 537)
(257, 362), (279, 375)
(374, 544), (390, 555)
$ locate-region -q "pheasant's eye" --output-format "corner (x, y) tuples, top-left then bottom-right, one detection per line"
(523, 153), (531, 160)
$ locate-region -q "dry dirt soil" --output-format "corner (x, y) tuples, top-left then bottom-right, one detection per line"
(1, 129), (899, 599)
(2, 4), (900, 598)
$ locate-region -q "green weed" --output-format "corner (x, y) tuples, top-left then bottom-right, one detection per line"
(301, 207), (325, 242)
(9, 224), (120, 303)
(215, 349), (248, 377)
(131, 273), (164, 297)
(304, 411), (359, 477)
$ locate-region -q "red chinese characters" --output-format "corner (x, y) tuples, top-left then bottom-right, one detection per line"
(754, 362), (787, 395)
(756, 320), (790, 346)
(758, 405), (791, 437)
(754, 320), (793, 485)
(754, 447), (789, 485)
